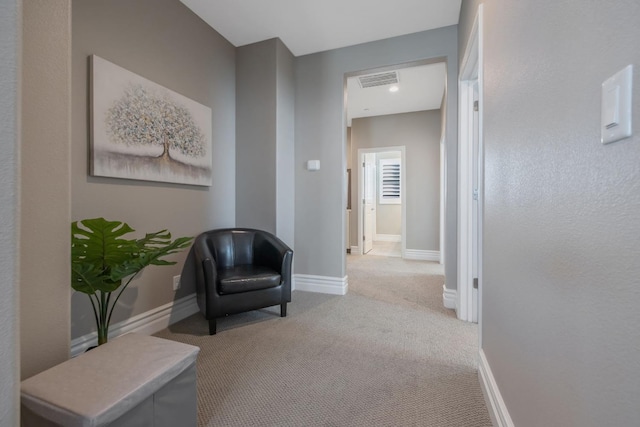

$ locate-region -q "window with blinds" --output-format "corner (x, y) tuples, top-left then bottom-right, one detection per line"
(379, 158), (401, 204)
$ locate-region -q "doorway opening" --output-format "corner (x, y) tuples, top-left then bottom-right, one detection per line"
(358, 147), (405, 258)
(344, 60), (446, 263)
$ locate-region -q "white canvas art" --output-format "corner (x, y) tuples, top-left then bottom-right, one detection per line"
(91, 55), (212, 186)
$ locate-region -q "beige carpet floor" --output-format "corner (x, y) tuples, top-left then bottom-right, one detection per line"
(155, 255), (492, 426)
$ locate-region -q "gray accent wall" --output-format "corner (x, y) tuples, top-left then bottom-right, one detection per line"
(236, 40), (277, 233)
(275, 40), (296, 248)
(295, 27), (458, 280)
(21, 0), (72, 379)
(72, 0), (236, 339)
(0, 0), (20, 421)
(236, 38), (295, 246)
(351, 111), (441, 251)
(458, 0), (483, 68)
(459, 0), (640, 425)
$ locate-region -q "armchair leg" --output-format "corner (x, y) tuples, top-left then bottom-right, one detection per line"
(280, 303), (287, 317)
(209, 318), (217, 335)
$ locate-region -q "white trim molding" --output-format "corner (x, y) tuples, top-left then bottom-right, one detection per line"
(479, 349), (515, 427)
(374, 234), (401, 242)
(293, 274), (348, 295)
(70, 294), (199, 357)
(442, 284), (457, 309)
(350, 246), (362, 255)
(403, 249), (440, 262)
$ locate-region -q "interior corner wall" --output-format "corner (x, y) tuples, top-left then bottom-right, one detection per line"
(0, 0), (21, 421)
(236, 40), (277, 233)
(459, 0), (640, 425)
(236, 38), (295, 245)
(21, 0), (72, 380)
(457, 0), (483, 70)
(350, 111), (441, 250)
(71, 0), (236, 340)
(294, 26), (458, 280)
(275, 39), (295, 248)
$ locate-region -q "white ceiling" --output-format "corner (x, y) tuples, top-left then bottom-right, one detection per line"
(180, 0), (457, 124)
(179, 0), (461, 56)
(347, 62), (446, 126)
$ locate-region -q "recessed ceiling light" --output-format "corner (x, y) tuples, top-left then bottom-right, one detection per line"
(389, 85), (399, 93)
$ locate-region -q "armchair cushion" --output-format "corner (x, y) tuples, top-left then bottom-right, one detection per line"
(217, 265), (281, 295)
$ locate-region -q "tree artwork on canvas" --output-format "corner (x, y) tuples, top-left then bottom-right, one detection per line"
(106, 85), (206, 163)
(91, 55), (213, 186)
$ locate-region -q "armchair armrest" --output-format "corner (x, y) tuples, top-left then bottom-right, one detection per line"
(253, 232), (293, 276)
(253, 232), (293, 303)
(194, 235), (220, 310)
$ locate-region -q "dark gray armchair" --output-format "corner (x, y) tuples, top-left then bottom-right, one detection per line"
(194, 228), (293, 335)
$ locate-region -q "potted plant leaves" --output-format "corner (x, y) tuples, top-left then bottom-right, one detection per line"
(71, 217), (193, 346)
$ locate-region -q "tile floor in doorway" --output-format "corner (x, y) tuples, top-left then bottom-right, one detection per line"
(367, 240), (401, 257)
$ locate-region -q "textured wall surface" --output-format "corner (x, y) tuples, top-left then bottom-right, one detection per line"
(351, 111), (441, 250)
(294, 27), (458, 281)
(21, 0), (72, 379)
(0, 0), (20, 423)
(71, 0), (236, 339)
(459, 0), (640, 425)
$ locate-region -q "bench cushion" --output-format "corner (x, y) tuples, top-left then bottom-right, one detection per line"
(217, 265), (281, 294)
(20, 334), (199, 427)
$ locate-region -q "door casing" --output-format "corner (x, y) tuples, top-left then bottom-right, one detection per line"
(458, 5), (484, 333)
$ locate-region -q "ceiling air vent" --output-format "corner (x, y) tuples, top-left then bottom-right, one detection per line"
(358, 71), (399, 89)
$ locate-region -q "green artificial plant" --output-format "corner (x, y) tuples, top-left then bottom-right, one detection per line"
(71, 217), (192, 346)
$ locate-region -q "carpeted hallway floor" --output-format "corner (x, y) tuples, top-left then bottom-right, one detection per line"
(155, 255), (493, 426)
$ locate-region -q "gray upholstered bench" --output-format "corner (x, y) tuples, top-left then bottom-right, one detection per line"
(20, 333), (199, 427)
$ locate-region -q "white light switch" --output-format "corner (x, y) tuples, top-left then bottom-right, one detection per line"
(603, 85), (620, 128)
(601, 65), (633, 144)
(306, 160), (320, 171)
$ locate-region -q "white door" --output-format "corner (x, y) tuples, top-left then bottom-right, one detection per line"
(363, 153), (376, 254)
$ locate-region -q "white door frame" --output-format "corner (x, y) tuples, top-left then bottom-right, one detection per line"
(356, 146), (406, 257)
(458, 5), (484, 326)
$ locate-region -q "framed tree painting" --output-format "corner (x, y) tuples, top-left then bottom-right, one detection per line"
(90, 55), (212, 186)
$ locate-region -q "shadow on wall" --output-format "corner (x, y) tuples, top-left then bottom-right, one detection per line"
(70, 286), (137, 338)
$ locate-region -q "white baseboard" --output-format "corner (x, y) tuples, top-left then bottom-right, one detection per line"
(404, 249), (440, 262)
(293, 274), (348, 295)
(374, 234), (401, 242)
(350, 246), (362, 255)
(479, 349), (515, 427)
(70, 294), (199, 357)
(442, 284), (457, 309)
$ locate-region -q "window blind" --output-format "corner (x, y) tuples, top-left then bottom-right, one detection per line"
(379, 158), (401, 204)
